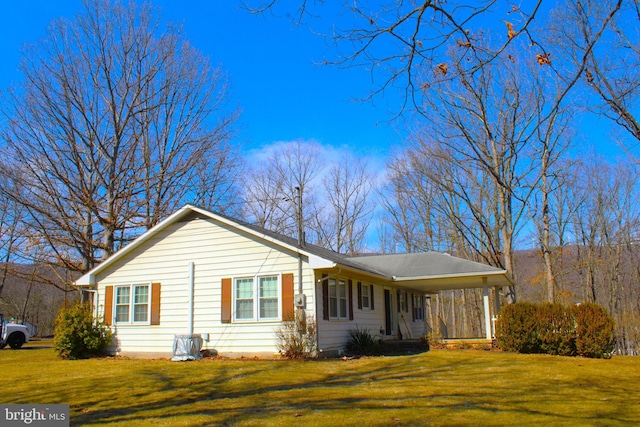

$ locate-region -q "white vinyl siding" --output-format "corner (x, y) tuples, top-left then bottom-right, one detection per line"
(94, 214), (315, 356)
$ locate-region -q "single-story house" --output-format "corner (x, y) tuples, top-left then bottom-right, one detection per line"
(75, 204), (512, 358)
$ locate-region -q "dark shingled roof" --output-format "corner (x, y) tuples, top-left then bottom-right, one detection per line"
(208, 208), (507, 279)
(77, 204), (510, 289)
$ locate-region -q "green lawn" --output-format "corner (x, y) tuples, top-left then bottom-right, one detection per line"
(3, 341), (639, 426)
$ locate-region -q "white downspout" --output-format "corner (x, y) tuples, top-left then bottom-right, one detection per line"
(188, 261), (195, 335)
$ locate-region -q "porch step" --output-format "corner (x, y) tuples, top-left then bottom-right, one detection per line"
(379, 339), (430, 355)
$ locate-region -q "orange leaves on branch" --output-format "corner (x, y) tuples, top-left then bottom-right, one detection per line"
(436, 63), (448, 75)
(505, 21), (516, 39)
(457, 39), (471, 48)
(508, 55), (515, 63)
(585, 69), (594, 83)
(536, 53), (551, 65)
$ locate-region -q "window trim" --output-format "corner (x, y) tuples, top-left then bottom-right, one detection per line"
(328, 278), (349, 320)
(361, 283), (370, 310)
(398, 291), (408, 313)
(232, 274), (282, 322)
(113, 283), (151, 325)
(413, 293), (425, 321)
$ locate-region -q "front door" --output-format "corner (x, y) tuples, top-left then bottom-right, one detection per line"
(384, 290), (392, 335)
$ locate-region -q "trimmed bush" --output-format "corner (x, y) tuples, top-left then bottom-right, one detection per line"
(496, 302), (615, 358)
(275, 313), (317, 359)
(346, 326), (380, 356)
(53, 302), (112, 360)
(572, 303), (615, 359)
(537, 303), (576, 356)
(495, 302), (540, 353)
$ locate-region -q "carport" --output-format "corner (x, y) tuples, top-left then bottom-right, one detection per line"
(343, 252), (513, 340)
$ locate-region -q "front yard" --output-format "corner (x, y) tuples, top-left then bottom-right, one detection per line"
(3, 341), (639, 426)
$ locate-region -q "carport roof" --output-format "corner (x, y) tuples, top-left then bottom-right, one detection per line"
(340, 252), (512, 292)
(347, 252), (500, 277)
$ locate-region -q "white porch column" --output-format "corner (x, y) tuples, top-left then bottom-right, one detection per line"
(482, 278), (492, 340)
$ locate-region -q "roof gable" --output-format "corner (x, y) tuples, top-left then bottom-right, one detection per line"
(76, 204), (355, 286)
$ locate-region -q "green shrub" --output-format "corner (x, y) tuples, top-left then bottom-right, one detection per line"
(572, 303), (616, 359)
(496, 302), (615, 358)
(53, 302), (112, 360)
(275, 313), (317, 359)
(495, 302), (540, 353)
(537, 303), (576, 356)
(346, 326), (380, 356)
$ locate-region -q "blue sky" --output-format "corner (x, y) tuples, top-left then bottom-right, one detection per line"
(0, 1), (403, 162)
(0, 1), (630, 166)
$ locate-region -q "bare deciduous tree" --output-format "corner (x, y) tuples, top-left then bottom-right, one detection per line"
(245, 1), (545, 115)
(243, 141), (323, 239)
(313, 156), (375, 255)
(0, 0), (239, 274)
(549, 0), (639, 158)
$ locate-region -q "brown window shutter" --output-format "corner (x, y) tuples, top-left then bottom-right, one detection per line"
(370, 285), (375, 310)
(151, 282), (161, 325)
(221, 278), (232, 323)
(348, 279), (354, 320)
(357, 282), (362, 310)
(104, 286), (113, 326)
(322, 274), (329, 320)
(282, 273), (295, 320)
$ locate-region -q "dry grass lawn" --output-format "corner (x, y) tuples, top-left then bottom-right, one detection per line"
(2, 340), (639, 426)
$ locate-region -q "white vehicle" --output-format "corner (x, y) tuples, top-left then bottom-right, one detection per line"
(0, 314), (30, 349)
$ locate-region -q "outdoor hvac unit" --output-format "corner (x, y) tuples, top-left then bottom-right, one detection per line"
(171, 334), (203, 361)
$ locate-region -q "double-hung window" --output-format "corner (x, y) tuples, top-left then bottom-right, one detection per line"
(114, 284), (150, 324)
(413, 294), (425, 321)
(398, 291), (408, 313)
(259, 276), (278, 319)
(234, 275), (280, 321)
(235, 278), (254, 320)
(328, 278), (348, 319)
(361, 284), (370, 309)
